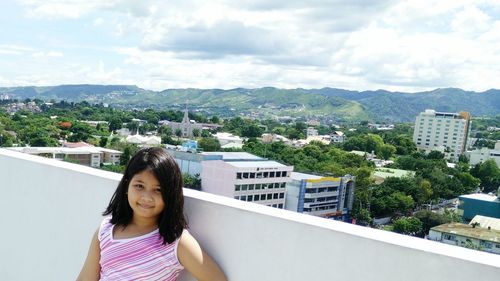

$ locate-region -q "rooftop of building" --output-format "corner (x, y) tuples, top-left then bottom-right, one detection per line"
(225, 160), (289, 168)
(201, 151), (264, 161)
(6, 146), (122, 154)
(291, 172), (323, 180)
(460, 193), (499, 202)
(1, 148), (499, 280)
(374, 168), (415, 179)
(470, 216), (500, 231)
(431, 223), (500, 243)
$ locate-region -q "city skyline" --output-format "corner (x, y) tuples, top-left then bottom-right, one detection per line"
(1, 0), (500, 92)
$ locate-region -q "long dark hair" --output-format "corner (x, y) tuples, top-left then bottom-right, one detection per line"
(103, 147), (187, 244)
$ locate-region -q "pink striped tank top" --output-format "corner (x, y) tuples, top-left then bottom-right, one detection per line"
(98, 216), (184, 281)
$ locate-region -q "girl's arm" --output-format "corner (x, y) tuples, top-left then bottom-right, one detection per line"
(178, 231), (228, 281)
(76, 229), (101, 281)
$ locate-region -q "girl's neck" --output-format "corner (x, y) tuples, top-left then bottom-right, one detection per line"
(131, 215), (159, 229)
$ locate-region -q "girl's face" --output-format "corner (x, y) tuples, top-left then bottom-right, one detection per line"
(127, 169), (165, 221)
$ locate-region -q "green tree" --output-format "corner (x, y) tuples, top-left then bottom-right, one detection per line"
(198, 137), (221, 152)
(99, 137), (108, 148)
(378, 144), (396, 160)
(392, 217), (423, 236)
(183, 173), (202, 190)
(471, 159), (500, 193)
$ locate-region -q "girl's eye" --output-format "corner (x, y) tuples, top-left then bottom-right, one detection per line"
(134, 184), (144, 190)
(155, 188), (161, 193)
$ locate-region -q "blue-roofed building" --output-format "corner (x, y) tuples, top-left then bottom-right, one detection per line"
(458, 192), (500, 222)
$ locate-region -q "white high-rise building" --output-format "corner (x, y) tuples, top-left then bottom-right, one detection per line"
(413, 109), (471, 161)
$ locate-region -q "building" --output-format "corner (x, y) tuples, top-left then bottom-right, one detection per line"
(125, 133), (161, 146)
(213, 132), (244, 147)
(6, 146), (121, 167)
(428, 222), (500, 255)
(330, 131), (345, 143)
(458, 193), (500, 221)
(470, 215), (500, 231)
(413, 109), (471, 161)
(162, 107), (203, 138)
(166, 149), (222, 176)
(201, 152), (293, 209)
(466, 141), (500, 167)
(373, 168), (415, 184)
(306, 127), (318, 137)
(285, 172), (355, 221)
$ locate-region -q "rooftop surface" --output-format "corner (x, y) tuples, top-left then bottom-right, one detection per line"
(225, 160), (288, 168)
(202, 151), (264, 160)
(374, 168), (415, 179)
(1, 148), (499, 281)
(6, 146), (122, 154)
(460, 193), (499, 202)
(431, 223), (500, 243)
(470, 216), (500, 231)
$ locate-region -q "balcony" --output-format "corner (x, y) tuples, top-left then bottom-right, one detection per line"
(1, 148), (499, 281)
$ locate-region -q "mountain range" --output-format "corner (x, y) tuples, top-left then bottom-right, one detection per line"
(1, 85), (498, 122)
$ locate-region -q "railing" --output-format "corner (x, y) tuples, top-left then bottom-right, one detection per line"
(1, 148), (499, 281)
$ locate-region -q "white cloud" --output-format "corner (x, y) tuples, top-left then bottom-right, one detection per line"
(7, 0), (500, 91)
(32, 51), (64, 58)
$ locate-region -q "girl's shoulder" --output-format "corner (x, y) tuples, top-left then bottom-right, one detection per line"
(97, 216), (113, 242)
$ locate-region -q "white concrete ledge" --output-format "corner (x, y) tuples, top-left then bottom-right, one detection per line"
(1, 148), (499, 281)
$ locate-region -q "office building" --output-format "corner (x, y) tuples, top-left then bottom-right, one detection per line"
(285, 172), (355, 221)
(201, 152), (293, 209)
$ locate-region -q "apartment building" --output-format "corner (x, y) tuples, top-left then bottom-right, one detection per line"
(285, 172), (355, 221)
(413, 109), (471, 161)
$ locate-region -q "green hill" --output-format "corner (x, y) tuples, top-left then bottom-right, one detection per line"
(1, 85), (498, 122)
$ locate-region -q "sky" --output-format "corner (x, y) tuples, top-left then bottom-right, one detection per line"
(1, 0), (499, 92)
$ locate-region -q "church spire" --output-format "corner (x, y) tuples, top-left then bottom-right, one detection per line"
(182, 102), (189, 124)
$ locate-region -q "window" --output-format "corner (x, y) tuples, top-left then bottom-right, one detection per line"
(235, 185), (241, 191)
(234, 196), (239, 200)
(250, 173), (255, 179)
(255, 184), (261, 190)
(280, 182), (286, 188)
(268, 183), (273, 189)
(278, 204), (283, 208)
(242, 185), (248, 191)
(260, 194), (266, 200)
(274, 183), (280, 188)
(256, 172), (262, 179)
(254, 195), (260, 201)
(237, 173), (242, 179)
(241, 196), (247, 201)
(248, 196), (253, 202)
(243, 173), (249, 179)
(273, 193), (279, 199)
(270, 171), (275, 178)
(267, 194), (272, 200)
(249, 184), (254, 190)
(279, 193), (284, 199)
(263, 172), (269, 178)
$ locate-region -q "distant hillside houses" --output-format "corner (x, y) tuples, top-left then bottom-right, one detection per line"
(3, 101), (41, 114)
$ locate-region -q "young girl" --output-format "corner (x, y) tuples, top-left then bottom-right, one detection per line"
(77, 147), (227, 281)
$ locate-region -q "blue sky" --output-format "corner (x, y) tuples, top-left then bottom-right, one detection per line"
(1, 0), (499, 92)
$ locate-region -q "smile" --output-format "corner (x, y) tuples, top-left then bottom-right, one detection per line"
(138, 203), (154, 209)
